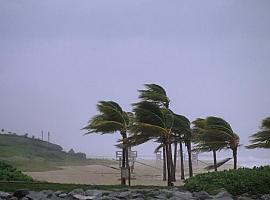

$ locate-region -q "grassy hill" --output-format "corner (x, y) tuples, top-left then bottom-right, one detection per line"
(0, 134), (114, 172)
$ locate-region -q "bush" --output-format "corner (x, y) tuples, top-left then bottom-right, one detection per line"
(0, 161), (33, 181)
(184, 165), (270, 195)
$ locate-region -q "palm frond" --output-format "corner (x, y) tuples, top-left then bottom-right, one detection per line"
(247, 117), (270, 149)
(138, 84), (170, 107)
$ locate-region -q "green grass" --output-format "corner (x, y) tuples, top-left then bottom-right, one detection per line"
(184, 165), (270, 195)
(0, 134), (115, 172)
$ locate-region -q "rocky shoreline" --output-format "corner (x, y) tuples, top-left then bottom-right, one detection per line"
(0, 188), (269, 200)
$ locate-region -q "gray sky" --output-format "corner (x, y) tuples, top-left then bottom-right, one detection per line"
(0, 0), (269, 159)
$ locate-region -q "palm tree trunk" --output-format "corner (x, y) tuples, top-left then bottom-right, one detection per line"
(172, 142), (177, 182)
(186, 141), (193, 177)
(126, 147), (130, 186)
(162, 145), (167, 181)
(168, 143), (175, 182)
(165, 142), (172, 186)
(179, 141), (185, 180)
(233, 148), (237, 169)
(121, 131), (127, 185)
(213, 149), (217, 172)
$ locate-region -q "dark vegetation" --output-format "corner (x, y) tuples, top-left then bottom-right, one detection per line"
(0, 161), (33, 182)
(0, 181), (172, 192)
(0, 134), (115, 172)
(184, 165), (270, 195)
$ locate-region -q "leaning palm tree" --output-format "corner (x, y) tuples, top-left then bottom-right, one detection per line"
(192, 118), (227, 171)
(138, 84), (193, 179)
(192, 117), (240, 170)
(82, 101), (130, 185)
(129, 101), (175, 186)
(247, 117), (270, 149)
(172, 113), (192, 179)
(138, 84), (170, 180)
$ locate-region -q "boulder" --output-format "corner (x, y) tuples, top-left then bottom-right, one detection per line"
(85, 190), (103, 198)
(13, 190), (29, 198)
(237, 197), (254, 200)
(73, 194), (95, 200)
(26, 191), (48, 200)
(172, 191), (194, 200)
(117, 191), (132, 199)
(0, 191), (11, 199)
(261, 194), (270, 200)
(69, 189), (85, 196)
(58, 193), (67, 198)
(193, 191), (212, 200)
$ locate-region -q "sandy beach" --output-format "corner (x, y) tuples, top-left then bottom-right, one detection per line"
(26, 159), (233, 186)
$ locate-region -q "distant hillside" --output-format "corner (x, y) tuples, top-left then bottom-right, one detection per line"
(0, 134), (114, 172)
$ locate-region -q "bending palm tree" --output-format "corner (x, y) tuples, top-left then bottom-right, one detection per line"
(172, 113), (192, 179)
(192, 118), (227, 171)
(130, 101), (175, 186)
(82, 101), (130, 185)
(192, 117), (240, 170)
(138, 84), (193, 179)
(247, 117), (270, 149)
(138, 84), (172, 180)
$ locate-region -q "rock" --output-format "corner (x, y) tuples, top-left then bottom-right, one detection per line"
(0, 191), (11, 199)
(117, 191), (131, 199)
(193, 191), (212, 200)
(8, 197), (18, 200)
(85, 190), (103, 198)
(58, 193), (67, 198)
(101, 197), (120, 200)
(73, 194), (95, 200)
(237, 197), (254, 200)
(131, 193), (144, 199)
(155, 194), (167, 199)
(213, 190), (233, 200)
(261, 194), (270, 200)
(54, 191), (63, 196)
(20, 197), (28, 200)
(69, 189), (85, 196)
(13, 190), (29, 198)
(26, 191), (48, 200)
(173, 191), (194, 200)
(131, 198), (144, 200)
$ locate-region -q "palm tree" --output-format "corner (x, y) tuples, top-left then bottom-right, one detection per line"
(138, 84), (172, 180)
(130, 101), (175, 186)
(138, 84), (193, 179)
(192, 117), (239, 170)
(247, 117), (270, 149)
(172, 113), (192, 179)
(82, 101), (130, 185)
(192, 118), (227, 171)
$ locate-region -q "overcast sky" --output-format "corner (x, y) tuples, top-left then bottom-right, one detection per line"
(0, 0), (269, 159)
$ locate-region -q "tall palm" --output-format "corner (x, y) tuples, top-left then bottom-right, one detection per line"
(247, 117), (270, 149)
(172, 113), (192, 179)
(192, 117), (239, 170)
(130, 101), (175, 186)
(82, 101), (130, 185)
(138, 84), (173, 180)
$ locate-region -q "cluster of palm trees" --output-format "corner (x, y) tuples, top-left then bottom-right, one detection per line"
(82, 84), (269, 186)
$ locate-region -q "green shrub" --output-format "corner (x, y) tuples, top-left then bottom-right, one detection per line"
(184, 165), (270, 195)
(0, 161), (33, 181)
